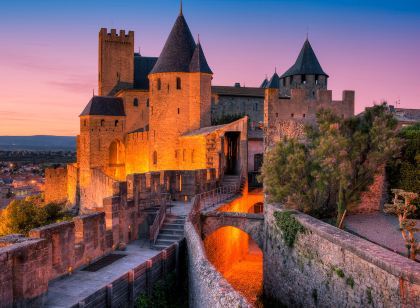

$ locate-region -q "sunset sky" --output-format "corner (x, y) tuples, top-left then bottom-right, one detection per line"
(0, 0), (419, 136)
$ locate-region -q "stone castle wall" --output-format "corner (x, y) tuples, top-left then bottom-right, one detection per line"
(264, 88), (355, 148)
(264, 203), (420, 307)
(117, 90), (150, 133)
(44, 167), (68, 204)
(125, 131), (150, 175)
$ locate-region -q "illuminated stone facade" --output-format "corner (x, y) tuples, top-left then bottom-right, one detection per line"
(44, 8), (355, 213)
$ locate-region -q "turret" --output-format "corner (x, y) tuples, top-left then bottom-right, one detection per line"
(279, 39), (328, 98)
(148, 8), (213, 171)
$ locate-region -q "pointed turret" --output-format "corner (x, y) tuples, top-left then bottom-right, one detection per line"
(150, 14), (196, 74)
(260, 78), (269, 88)
(266, 72), (280, 89)
(189, 40), (213, 74)
(281, 39), (328, 78)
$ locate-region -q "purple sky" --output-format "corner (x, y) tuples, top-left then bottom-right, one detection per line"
(0, 0), (419, 136)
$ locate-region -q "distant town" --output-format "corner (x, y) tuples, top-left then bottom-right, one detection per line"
(0, 150), (76, 210)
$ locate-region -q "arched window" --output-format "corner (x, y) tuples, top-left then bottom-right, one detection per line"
(133, 98), (138, 107)
(176, 77), (181, 90)
(157, 78), (161, 90)
(101, 119), (105, 127)
(114, 120), (119, 127)
(153, 151), (157, 165)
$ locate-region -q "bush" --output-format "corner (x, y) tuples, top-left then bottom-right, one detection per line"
(0, 196), (71, 236)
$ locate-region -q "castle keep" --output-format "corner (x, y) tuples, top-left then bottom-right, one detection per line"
(45, 7), (355, 212)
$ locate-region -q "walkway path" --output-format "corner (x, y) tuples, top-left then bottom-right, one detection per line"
(45, 200), (192, 308)
(345, 212), (420, 261)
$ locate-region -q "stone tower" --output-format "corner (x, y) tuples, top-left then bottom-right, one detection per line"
(98, 28), (134, 96)
(78, 96), (126, 188)
(148, 9), (213, 171)
(279, 39), (328, 98)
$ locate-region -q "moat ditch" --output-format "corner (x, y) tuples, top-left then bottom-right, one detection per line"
(203, 191), (265, 306)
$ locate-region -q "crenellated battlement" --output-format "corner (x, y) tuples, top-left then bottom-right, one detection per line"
(99, 27), (134, 42)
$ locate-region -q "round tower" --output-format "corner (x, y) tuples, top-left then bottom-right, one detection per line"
(279, 39), (328, 98)
(148, 9), (213, 171)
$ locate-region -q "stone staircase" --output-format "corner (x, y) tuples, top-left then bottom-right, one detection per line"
(151, 215), (186, 250)
(221, 174), (244, 192)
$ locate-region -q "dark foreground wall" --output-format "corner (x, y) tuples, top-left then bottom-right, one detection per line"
(264, 203), (420, 307)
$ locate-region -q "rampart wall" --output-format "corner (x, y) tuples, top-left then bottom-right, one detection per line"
(264, 202), (420, 307)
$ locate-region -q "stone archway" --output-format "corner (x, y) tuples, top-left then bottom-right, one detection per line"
(201, 212), (264, 249)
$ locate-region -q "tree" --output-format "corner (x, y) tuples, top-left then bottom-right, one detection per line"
(260, 104), (401, 225)
(384, 189), (419, 260)
(0, 196), (70, 236)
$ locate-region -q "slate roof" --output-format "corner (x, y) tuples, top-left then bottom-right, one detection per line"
(281, 39), (328, 78)
(80, 96), (125, 116)
(134, 55), (158, 89)
(189, 42), (212, 74)
(211, 86), (264, 98)
(260, 78), (268, 88)
(181, 124), (229, 137)
(266, 73), (280, 89)
(108, 81), (133, 96)
(150, 13), (197, 74)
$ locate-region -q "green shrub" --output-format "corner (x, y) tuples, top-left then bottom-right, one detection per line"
(274, 211), (305, 247)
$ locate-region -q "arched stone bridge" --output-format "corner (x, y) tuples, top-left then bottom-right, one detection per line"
(201, 212), (264, 249)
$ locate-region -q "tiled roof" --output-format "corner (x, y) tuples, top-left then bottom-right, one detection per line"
(80, 96), (125, 116)
(281, 39), (328, 78)
(189, 42), (212, 74)
(211, 86), (264, 98)
(266, 73), (280, 89)
(150, 14), (197, 74)
(134, 55), (158, 89)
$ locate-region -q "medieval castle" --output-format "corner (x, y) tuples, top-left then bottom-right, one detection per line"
(45, 6), (355, 212)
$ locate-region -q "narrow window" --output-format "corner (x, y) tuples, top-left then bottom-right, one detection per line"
(133, 98), (138, 107)
(175, 150), (178, 159)
(101, 119), (105, 126)
(84, 120), (87, 127)
(191, 150), (195, 163)
(255, 103), (258, 111)
(176, 77), (181, 90)
(303, 114), (306, 118)
(291, 113), (294, 118)
(276, 113), (278, 118)
(183, 149), (186, 161)
(157, 78), (161, 90)
(302, 75), (306, 84)
(114, 120), (118, 127)
(153, 151), (157, 165)
(146, 99), (149, 107)
(177, 108), (180, 114)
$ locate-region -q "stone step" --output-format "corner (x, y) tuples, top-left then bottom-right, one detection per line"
(155, 239), (177, 246)
(164, 218), (185, 224)
(163, 223), (184, 230)
(157, 234), (183, 241)
(151, 244), (169, 251)
(160, 228), (185, 235)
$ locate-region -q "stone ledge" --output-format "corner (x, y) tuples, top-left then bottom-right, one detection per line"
(270, 204), (420, 284)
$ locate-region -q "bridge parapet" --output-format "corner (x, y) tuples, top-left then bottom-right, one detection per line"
(201, 211), (264, 249)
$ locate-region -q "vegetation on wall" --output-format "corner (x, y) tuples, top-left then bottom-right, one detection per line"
(0, 195), (72, 236)
(260, 104), (400, 226)
(274, 211), (305, 247)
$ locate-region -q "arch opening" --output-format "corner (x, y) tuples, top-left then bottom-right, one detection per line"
(203, 226), (263, 305)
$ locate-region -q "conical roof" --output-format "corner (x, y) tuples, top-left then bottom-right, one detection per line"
(281, 39), (328, 78)
(189, 42), (213, 74)
(260, 78), (269, 88)
(266, 72), (280, 89)
(150, 13), (197, 74)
